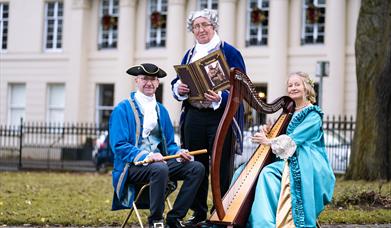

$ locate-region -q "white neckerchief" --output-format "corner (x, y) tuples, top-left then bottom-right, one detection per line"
(135, 91), (158, 138)
(191, 32), (221, 63)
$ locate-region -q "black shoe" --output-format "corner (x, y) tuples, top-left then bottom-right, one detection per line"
(149, 219), (165, 228)
(165, 218), (185, 228)
(182, 216), (209, 228)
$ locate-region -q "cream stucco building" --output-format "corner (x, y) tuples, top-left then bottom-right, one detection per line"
(0, 0), (360, 127)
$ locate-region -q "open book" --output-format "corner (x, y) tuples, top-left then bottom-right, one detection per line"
(174, 49), (230, 101)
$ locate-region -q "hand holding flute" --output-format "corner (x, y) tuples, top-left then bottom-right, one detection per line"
(134, 149), (207, 166)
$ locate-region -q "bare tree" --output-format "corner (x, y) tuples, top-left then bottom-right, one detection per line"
(346, 0), (391, 180)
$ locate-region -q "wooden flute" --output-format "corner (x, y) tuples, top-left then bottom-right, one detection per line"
(133, 149), (207, 165)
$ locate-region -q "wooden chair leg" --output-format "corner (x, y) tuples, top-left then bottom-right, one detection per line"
(133, 203), (144, 228)
(166, 198), (173, 211)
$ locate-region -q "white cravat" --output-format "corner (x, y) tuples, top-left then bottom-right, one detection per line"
(135, 91), (158, 138)
(191, 32), (221, 63)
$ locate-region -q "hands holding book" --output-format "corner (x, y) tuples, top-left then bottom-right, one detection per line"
(178, 82), (221, 103)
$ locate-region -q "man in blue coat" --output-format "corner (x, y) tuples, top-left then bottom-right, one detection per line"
(109, 63), (205, 228)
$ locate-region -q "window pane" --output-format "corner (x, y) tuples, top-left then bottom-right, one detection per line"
(301, 0), (326, 45)
(98, 0), (119, 49)
(96, 84), (114, 127)
(44, 1), (63, 51)
(10, 84), (26, 106)
(48, 84), (65, 107)
(1, 3), (9, 50)
(246, 0), (269, 47)
(9, 84), (26, 125)
(10, 109), (25, 126)
(98, 84), (114, 106)
(48, 109), (64, 123)
(146, 0), (167, 48)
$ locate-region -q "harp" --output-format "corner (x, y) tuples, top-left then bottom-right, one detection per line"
(209, 68), (295, 227)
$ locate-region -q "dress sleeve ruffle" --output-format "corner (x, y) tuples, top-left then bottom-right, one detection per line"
(270, 134), (297, 160)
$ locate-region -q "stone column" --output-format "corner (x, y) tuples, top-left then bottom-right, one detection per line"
(166, 0), (186, 122)
(66, 0), (91, 122)
(268, 0), (289, 103)
(324, 0), (346, 115)
(116, 0), (137, 104)
(218, 0), (237, 44)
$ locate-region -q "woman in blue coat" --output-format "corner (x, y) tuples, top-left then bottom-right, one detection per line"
(235, 72), (335, 227)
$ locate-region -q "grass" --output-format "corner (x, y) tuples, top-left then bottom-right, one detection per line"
(0, 171), (390, 226)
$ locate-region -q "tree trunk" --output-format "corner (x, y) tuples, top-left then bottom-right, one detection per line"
(345, 0), (391, 180)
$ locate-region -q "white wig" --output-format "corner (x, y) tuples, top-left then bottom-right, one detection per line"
(186, 9), (219, 32)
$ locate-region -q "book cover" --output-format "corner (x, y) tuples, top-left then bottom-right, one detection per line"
(174, 49), (230, 101)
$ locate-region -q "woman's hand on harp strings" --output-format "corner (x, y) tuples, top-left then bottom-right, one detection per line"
(251, 129), (271, 146)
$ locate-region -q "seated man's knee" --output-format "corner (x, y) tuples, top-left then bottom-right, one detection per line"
(149, 162), (169, 177)
(192, 161), (206, 177)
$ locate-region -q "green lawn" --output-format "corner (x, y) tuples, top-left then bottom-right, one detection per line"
(0, 172), (390, 226)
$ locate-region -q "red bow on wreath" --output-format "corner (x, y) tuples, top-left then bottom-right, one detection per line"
(102, 14), (118, 30)
(151, 11), (165, 28)
(251, 7), (266, 25)
(306, 3), (321, 24)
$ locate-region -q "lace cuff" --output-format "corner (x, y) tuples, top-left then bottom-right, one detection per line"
(270, 134), (296, 160)
(173, 80), (188, 101)
(211, 91), (222, 110)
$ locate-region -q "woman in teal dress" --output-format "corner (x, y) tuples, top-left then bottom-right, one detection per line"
(234, 72), (335, 227)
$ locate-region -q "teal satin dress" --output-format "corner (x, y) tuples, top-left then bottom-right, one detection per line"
(232, 106), (335, 227)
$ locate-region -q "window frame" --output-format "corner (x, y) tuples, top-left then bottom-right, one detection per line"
(301, 0), (326, 45)
(197, 0), (218, 10)
(95, 84), (114, 127)
(46, 83), (65, 123)
(0, 2), (9, 52)
(98, 0), (119, 50)
(146, 0), (167, 49)
(246, 0), (269, 47)
(43, 0), (64, 52)
(8, 83), (26, 125)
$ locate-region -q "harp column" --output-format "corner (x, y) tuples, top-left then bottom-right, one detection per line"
(116, 0), (137, 104)
(268, 0), (289, 105)
(218, 0), (237, 44)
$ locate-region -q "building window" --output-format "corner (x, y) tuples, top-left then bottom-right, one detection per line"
(0, 3), (9, 51)
(95, 84), (114, 128)
(246, 0), (269, 47)
(98, 0), (119, 49)
(197, 0), (218, 10)
(47, 84), (65, 123)
(301, 0), (326, 45)
(146, 0), (167, 48)
(44, 1), (63, 51)
(244, 84), (267, 128)
(8, 84), (26, 125)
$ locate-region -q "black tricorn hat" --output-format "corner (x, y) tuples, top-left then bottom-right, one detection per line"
(126, 63), (167, 78)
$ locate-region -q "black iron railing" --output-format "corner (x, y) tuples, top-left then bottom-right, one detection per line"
(0, 118), (107, 171)
(0, 116), (355, 173)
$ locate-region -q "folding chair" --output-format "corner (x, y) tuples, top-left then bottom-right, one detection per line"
(121, 180), (177, 228)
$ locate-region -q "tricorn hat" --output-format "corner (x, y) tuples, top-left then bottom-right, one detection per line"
(126, 63), (167, 78)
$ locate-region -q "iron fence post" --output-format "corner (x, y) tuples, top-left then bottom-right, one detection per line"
(18, 117), (23, 169)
